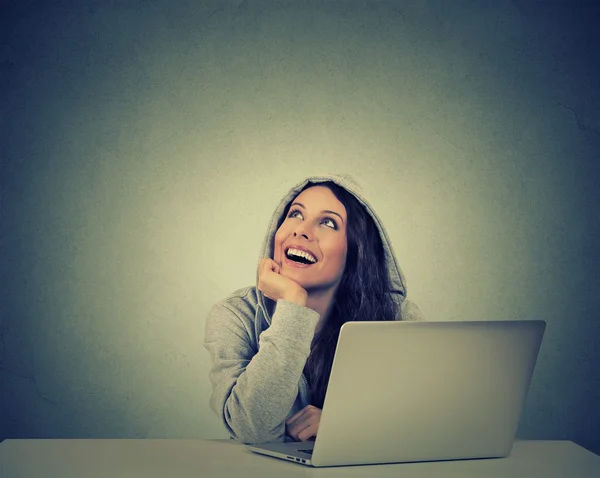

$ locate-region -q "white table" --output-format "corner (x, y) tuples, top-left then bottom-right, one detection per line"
(1, 439), (598, 478)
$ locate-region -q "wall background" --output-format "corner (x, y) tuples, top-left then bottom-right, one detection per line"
(2, 0), (599, 454)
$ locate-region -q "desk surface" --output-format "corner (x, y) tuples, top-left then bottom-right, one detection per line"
(1, 439), (598, 478)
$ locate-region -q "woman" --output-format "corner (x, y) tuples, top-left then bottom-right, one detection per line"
(204, 174), (424, 444)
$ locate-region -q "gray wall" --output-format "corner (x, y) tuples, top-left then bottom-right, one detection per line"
(2, 0), (599, 454)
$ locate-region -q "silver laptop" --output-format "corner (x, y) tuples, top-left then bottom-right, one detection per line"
(247, 319), (546, 467)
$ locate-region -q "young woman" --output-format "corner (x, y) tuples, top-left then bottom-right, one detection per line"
(204, 174), (424, 444)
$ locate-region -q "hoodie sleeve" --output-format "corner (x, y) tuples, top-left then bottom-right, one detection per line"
(400, 299), (425, 321)
(204, 298), (319, 444)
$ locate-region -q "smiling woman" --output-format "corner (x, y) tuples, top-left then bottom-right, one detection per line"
(203, 174), (424, 444)
(273, 185), (349, 314)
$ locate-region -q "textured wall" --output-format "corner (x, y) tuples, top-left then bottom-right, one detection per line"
(2, 0), (599, 454)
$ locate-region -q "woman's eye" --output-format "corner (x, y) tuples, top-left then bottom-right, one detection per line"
(322, 218), (337, 229)
(288, 209), (337, 230)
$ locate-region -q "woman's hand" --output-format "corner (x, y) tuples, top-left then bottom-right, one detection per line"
(286, 405), (322, 441)
(258, 258), (308, 306)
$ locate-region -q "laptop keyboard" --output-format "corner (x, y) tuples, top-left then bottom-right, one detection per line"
(297, 449), (313, 455)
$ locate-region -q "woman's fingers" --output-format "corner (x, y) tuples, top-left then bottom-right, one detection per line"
(258, 259), (278, 300)
(260, 258), (279, 275)
(258, 257), (306, 305)
(297, 422), (318, 442)
(259, 258), (272, 273)
(289, 417), (318, 442)
(286, 405), (321, 441)
(286, 406), (310, 425)
(266, 258), (280, 274)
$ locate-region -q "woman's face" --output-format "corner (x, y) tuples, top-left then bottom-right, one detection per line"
(273, 185), (348, 292)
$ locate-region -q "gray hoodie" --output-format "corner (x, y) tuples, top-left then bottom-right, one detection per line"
(203, 174), (424, 444)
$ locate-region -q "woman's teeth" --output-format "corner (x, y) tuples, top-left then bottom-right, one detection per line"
(286, 248), (317, 263)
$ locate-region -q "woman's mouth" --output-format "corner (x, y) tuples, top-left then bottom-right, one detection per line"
(284, 246), (318, 268)
(283, 254), (316, 268)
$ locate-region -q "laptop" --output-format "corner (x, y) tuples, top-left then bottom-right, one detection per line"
(247, 319), (546, 467)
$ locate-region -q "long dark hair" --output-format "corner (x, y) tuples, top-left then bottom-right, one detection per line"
(278, 181), (403, 408)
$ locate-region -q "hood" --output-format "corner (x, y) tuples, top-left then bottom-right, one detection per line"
(256, 173), (408, 322)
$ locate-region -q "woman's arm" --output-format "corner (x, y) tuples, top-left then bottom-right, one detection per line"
(204, 298), (319, 444)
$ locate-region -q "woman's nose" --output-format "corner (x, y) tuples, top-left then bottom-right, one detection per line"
(293, 224), (313, 240)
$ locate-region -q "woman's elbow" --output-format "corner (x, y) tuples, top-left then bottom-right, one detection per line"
(224, 418), (286, 444)
(228, 428), (286, 444)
